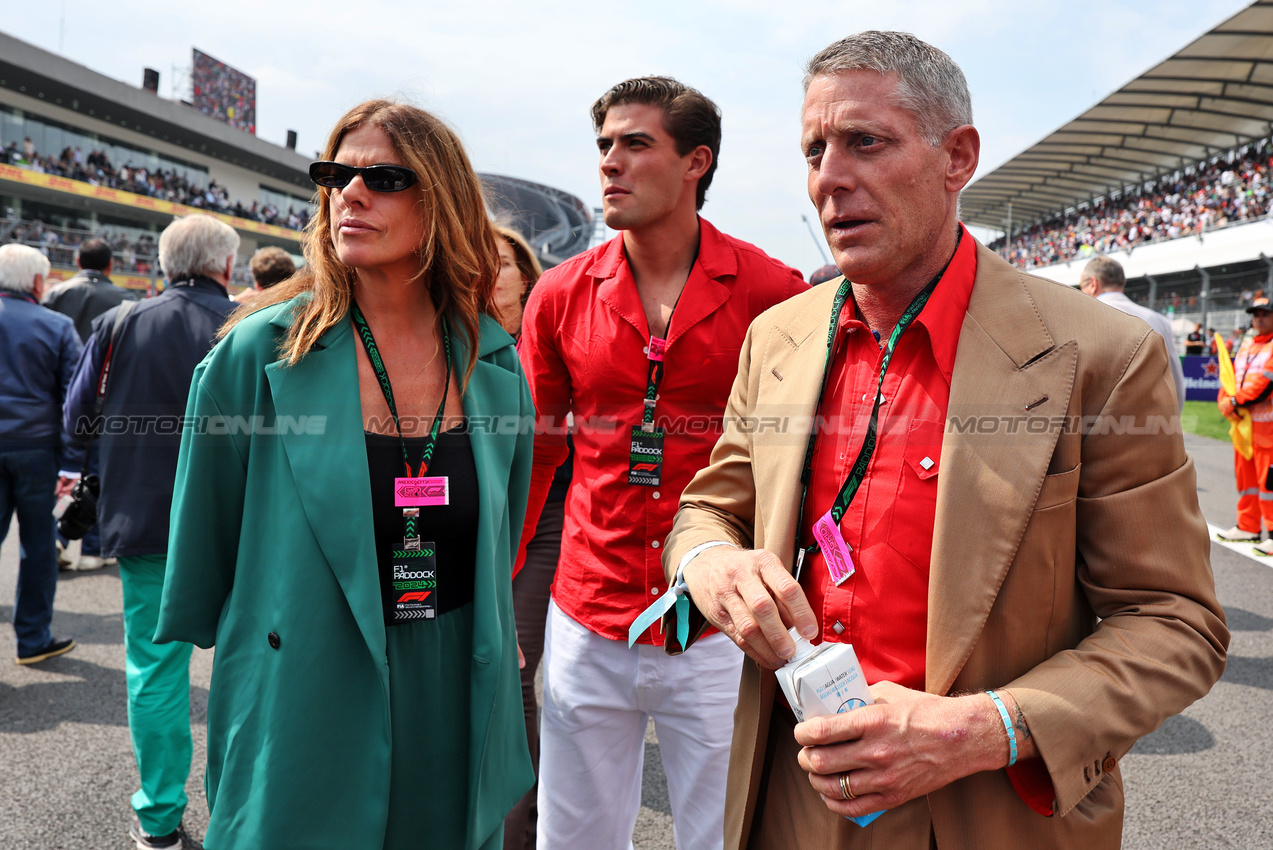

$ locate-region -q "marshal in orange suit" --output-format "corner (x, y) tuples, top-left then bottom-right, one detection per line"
(662, 32), (1228, 850)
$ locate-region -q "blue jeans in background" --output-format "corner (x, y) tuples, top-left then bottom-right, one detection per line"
(0, 447), (60, 656)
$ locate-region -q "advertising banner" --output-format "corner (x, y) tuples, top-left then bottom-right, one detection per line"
(1183, 355), (1222, 402)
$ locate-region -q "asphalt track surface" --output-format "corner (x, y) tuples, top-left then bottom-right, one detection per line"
(2, 431), (1271, 848)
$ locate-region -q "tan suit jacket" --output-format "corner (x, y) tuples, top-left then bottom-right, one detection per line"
(664, 242), (1228, 849)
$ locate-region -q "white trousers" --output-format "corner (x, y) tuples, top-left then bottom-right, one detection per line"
(536, 599), (743, 850)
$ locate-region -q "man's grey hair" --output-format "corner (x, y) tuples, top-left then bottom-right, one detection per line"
(159, 215), (240, 281)
(0, 243), (51, 293)
(1082, 256), (1125, 290)
(803, 31), (973, 146)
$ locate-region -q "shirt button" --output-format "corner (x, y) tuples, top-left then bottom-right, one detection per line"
(267, 632), (281, 650)
(651, 540), (660, 549)
(1103, 756), (1116, 772)
(643, 345), (649, 354)
(652, 491), (661, 499)
(832, 620), (845, 635)
(651, 588), (659, 595)
(862, 393), (870, 402)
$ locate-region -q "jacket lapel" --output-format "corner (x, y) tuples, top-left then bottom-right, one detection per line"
(755, 280), (842, 570)
(265, 316), (387, 669)
(925, 246), (1077, 695)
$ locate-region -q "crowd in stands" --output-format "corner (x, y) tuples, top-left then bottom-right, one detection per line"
(993, 143), (1273, 270)
(0, 138), (309, 231)
(192, 49), (257, 134)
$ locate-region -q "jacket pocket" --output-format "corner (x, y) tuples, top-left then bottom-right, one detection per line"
(1036, 464), (1081, 511)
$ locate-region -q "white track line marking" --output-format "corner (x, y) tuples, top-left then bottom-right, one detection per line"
(1207, 523), (1273, 566)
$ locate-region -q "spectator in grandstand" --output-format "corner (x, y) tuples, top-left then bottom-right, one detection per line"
(233, 245), (296, 304)
(0, 244), (80, 665)
(1079, 256), (1186, 410)
(517, 75), (805, 850)
(664, 31), (1226, 849)
(1186, 322), (1205, 355)
(156, 99), (533, 850)
(1216, 297), (1273, 551)
(42, 237), (139, 571)
(492, 224), (541, 336)
(64, 215), (238, 850)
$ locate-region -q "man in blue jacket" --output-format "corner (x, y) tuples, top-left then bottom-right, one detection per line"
(0, 243), (81, 664)
(64, 215), (238, 850)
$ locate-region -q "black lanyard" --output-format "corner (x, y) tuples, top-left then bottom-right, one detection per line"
(350, 302), (452, 477)
(792, 270), (943, 577)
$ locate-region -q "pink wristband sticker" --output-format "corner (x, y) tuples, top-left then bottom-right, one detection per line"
(395, 476), (450, 507)
(812, 509), (855, 585)
(648, 336), (667, 362)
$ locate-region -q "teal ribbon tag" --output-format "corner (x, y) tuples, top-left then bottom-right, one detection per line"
(628, 581), (690, 648)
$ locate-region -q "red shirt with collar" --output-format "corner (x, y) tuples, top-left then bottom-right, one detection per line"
(518, 217), (806, 644)
(799, 228), (1055, 815)
(799, 227), (976, 688)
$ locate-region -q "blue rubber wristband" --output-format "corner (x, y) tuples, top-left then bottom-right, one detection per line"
(986, 690), (1018, 767)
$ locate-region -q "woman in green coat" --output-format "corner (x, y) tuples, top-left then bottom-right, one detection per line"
(156, 100), (534, 849)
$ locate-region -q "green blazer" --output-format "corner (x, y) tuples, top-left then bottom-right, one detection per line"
(156, 300), (535, 849)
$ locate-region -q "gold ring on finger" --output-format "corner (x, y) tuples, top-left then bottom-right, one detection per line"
(839, 772), (855, 800)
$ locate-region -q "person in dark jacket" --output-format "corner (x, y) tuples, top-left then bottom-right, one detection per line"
(42, 237), (138, 342)
(42, 237), (138, 571)
(64, 214), (237, 850)
(0, 243), (81, 664)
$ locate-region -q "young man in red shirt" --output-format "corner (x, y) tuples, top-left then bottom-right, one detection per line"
(517, 77), (806, 849)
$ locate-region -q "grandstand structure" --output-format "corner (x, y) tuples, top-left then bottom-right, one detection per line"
(0, 30), (313, 292)
(0, 30), (592, 291)
(482, 174), (594, 266)
(964, 0), (1273, 339)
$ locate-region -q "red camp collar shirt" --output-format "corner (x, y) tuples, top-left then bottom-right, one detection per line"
(800, 226), (976, 687)
(518, 217), (806, 644)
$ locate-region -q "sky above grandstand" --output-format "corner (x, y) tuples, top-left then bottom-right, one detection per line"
(1, 0), (1257, 275)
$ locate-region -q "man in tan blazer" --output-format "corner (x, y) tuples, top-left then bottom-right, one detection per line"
(662, 31), (1228, 850)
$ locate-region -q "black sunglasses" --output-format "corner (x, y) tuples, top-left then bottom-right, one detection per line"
(309, 161), (419, 193)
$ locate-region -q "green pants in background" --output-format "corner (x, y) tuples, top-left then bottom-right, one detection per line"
(119, 553), (193, 836)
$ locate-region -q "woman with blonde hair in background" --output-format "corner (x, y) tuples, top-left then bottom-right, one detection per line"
(156, 99), (534, 849)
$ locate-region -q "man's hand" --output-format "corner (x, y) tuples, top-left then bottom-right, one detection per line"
(681, 546), (818, 668)
(1219, 396), (1240, 422)
(794, 682), (1038, 817)
(55, 475), (78, 499)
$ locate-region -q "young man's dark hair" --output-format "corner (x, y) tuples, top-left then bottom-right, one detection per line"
(76, 238), (113, 272)
(590, 76), (721, 210)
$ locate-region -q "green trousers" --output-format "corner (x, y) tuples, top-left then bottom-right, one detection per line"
(119, 553), (193, 836)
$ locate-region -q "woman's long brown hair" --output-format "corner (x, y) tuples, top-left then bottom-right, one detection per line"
(220, 99), (499, 389)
